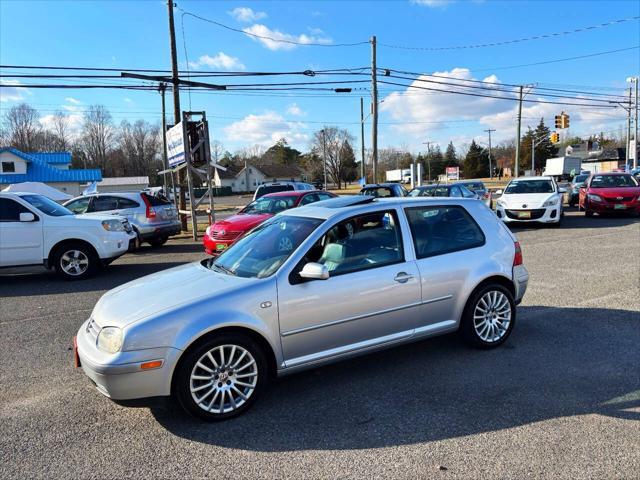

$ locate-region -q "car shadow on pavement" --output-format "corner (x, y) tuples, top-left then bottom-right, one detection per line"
(151, 305), (639, 451)
(508, 212), (640, 232)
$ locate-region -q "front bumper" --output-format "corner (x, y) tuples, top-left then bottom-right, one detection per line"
(496, 204), (561, 223)
(75, 319), (182, 400)
(513, 264), (529, 304)
(203, 232), (238, 256)
(98, 231), (137, 259)
(586, 200), (640, 214)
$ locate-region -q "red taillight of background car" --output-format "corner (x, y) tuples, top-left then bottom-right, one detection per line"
(141, 193), (156, 219)
(513, 241), (523, 266)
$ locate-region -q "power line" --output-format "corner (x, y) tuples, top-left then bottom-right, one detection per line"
(379, 16), (640, 51)
(177, 6), (369, 48)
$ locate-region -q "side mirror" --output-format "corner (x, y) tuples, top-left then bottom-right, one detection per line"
(299, 262), (329, 280)
(558, 187), (567, 194)
(19, 212), (35, 222)
(494, 189), (503, 195)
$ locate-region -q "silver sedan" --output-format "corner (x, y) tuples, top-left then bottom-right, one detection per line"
(75, 196), (529, 421)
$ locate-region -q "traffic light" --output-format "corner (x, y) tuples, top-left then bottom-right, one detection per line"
(555, 115), (562, 129)
(562, 113), (570, 129)
(550, 132), (560, 144)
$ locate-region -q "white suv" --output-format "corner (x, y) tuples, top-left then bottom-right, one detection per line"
(0, 192), (136, 280)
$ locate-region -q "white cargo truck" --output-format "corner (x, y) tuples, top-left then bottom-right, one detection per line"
(543, 156), (582, 179)
(385, 168), (412, 184)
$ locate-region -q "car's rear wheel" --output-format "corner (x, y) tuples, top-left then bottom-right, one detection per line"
(175, 333), (268, 421)
(460, 284), (515, 349)
(52, 242), (99, 280)
(149, 236), (168, 248)
(585, 209), (594, 217)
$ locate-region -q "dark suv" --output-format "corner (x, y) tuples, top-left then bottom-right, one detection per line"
(359, 183), (408, 198)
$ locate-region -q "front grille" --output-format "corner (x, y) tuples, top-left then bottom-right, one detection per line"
(86, 318), (100, 340)
(505, 209), (546, 220)
(604, 196), (634, 203)
(212, 230), (242, 240)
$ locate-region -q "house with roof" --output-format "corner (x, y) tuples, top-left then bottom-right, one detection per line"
(213, 163), (308, 193)
(0, 147), (102, 196)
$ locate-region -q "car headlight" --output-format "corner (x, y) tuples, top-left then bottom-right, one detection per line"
(542, 197), (559, 207)
(587, 194), (602, 203)
(102, 219), (125, 231)
(97, 327), (123, 353)
(205, 225), (212, 236)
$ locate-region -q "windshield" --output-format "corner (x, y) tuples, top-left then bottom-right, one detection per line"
(360, 187), (394, 198)
(504, 180), (555, 194)
(241, 195), (298, 215)
(409, 186), (449, 197)
(20, 194), (73, 216)
(465, 182), (485, 191)
(573, 174), (589, 185)
(255, 184), (294, 199)
(208, 216), (323, 278)
(590, 175), (638, 188)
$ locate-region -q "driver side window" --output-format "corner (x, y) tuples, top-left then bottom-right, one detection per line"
(300, 210), (404, 277)
(66, 197), (90, 214)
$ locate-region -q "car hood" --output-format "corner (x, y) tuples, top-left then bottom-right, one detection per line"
(91, 261), (248, 328)
(588, 186), (640, 197)
(500, 193), (556, 207)
(213, 213), (272, 231)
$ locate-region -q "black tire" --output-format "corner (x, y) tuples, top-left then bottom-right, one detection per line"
(460, 283), (516, 349)
(585, 209), (594, 217)
(174, 333), (269, 421)
(52, 242), (99, 281)
(148, 236), (168, 248)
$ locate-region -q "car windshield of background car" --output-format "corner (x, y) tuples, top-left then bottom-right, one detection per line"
(209, 215), (323, 278)
(590, 175), (638, 188)
(21, 194), (73, 216)
(504, 180), (554, 194)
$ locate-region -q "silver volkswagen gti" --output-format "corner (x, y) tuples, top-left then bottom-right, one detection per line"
(75, 196), (529, 421)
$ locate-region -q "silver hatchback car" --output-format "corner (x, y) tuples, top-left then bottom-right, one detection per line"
(64, 192), (181, 247)
(75, 196), (529, 421)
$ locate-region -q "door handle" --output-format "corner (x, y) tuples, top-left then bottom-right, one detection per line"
(394, 272), (414, 283)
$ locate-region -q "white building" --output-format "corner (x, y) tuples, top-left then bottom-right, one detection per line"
(214, 164), (308, 193)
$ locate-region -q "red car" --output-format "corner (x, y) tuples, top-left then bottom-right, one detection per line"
(203, 190), (336, 255)
(578, 172), (640, 217)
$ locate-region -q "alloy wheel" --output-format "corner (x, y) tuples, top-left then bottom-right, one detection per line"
(473, 291), (512, 343)
(189, 344), (258, 414)
(60, 250), (89, 276)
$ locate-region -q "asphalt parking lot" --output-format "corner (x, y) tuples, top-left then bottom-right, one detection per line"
(1, 209), (639, 479)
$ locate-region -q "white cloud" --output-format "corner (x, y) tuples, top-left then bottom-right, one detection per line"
(411, 0), (455, 7)
(188, 52), (246, 70)
(223, 111), (309, 146)
(65, 97), (81, 105)
(286, 103), (305, 116)
(229, 7), (266, 22)
(242, 24), (332, 51)
(0, 80), (31, 103)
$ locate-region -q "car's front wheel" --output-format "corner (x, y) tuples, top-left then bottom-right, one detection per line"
(460, 284), (515, 349)
(52, 242), (99, 280)
(148, 236), (168, 248)
(174, 333), (268, 421)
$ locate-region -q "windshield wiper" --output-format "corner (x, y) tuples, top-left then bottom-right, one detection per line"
(212, 263), (236, 276)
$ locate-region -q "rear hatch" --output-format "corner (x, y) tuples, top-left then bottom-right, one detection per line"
(141, 192), (178, 221)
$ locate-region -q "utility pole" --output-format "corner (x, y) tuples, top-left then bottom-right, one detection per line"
(422, 141), (432, 182)
(321, 129), (328, 190)
(635, 78), (639, 169)
(159, 82), (176, 207)
(167, 0), (187, 230)
(360, 97), (366, 182)
(514, 85), (523, 178)
(484, 128), (495, 179)
(370, 36), (378, 183)
(626, 86), (632, 169)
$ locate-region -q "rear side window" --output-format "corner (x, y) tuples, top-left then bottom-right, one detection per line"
(65, 197), (90, 214)
(405, 205), (485, 259)
(0, 198), (31, 221)
(141, 193), (171, 206)
(257, 185), (295, 198)
(117, 198), (140, 209)
(90, 196), (118, 212)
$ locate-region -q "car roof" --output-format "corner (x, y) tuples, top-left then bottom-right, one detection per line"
(590, 172), (632, 176)
(509, 176), (554, 181)
(362, 183), (400, 188)
(262, 190), (319, 198)
(282, 196), (480, 220)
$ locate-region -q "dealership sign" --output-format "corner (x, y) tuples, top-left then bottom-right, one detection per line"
(446, 166), (459, 181)
(167, 122), (185, 167)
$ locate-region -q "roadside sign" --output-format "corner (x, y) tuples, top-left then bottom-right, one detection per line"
(167, 122), (185, 167)
(446, 166), (459, 181)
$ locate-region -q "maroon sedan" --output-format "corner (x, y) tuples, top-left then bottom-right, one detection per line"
(578, 172), (640, 217)
(203, 190), (336, 255)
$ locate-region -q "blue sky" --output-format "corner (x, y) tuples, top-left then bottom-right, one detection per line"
(1, 0), (639, 155)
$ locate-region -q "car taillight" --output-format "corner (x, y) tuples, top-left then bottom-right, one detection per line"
(141, 194), (156, 218)
(513, 241), (523, 266)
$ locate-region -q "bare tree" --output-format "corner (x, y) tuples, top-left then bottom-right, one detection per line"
(2, 103), (42, 151)
(80, 105), (114, 171)
(310, 127), (355, 189)
(118, 119), (161, 179)
(50, 111), (72, 151)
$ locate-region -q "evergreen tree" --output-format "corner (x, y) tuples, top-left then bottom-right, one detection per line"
(444, 141), (458, 166)
(262, 138), (301, 165)
(520, 119), (558, 174)
(464, 140), (484, 178)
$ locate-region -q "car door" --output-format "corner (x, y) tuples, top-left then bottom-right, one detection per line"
(277, 208), (421, 367)
(403, 204), (486, 334)
(0, 198), (43, 266)
(115, 196), (140, 220)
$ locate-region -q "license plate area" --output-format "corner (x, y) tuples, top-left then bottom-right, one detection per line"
(517, 211), (531, 219)
(216, 244), (228, 251)
(614, 204), (627, 210)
